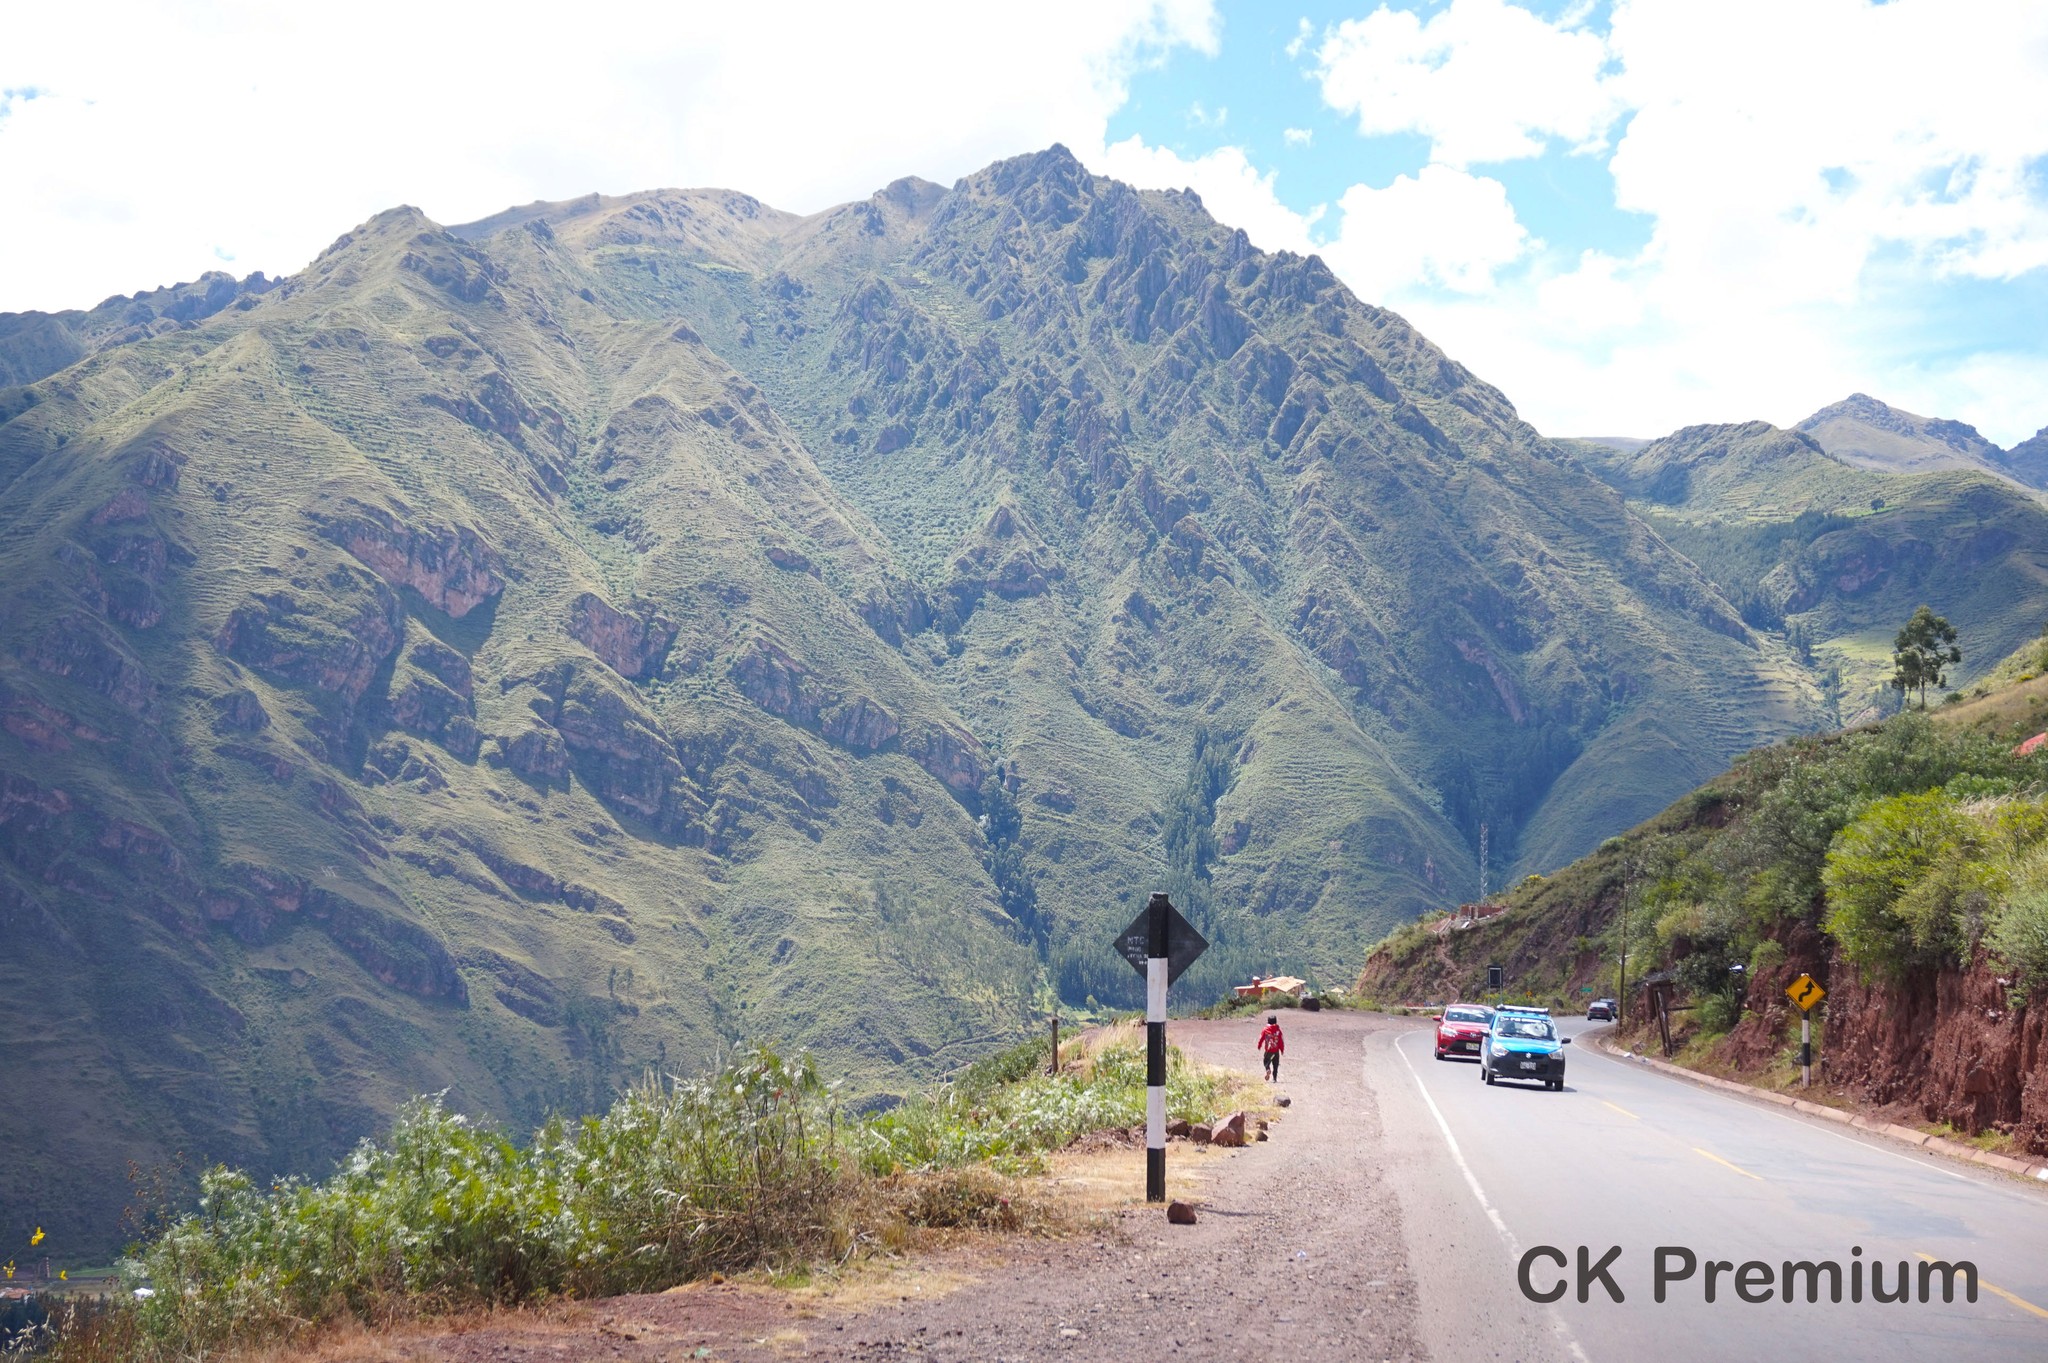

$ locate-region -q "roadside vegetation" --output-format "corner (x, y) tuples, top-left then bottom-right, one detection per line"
(1361, 618), (2048, 1037)
(5, 1029), (1240, 1363)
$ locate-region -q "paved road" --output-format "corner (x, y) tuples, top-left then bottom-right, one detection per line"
(1370, 1015), (2048, 1362)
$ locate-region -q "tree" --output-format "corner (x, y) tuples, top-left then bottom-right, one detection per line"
(979, 770), (1041, 950)
(1891, 605), (1960, 709)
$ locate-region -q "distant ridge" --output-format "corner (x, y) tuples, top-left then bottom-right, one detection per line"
(1795, 392), (2038, 488)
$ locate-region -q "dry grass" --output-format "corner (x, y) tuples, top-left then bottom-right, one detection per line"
(1937, 670), (2048, 736)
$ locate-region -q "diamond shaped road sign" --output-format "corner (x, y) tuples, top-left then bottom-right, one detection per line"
(1112, 900), (1208, 985)
(1785, 973), (1826, 1011)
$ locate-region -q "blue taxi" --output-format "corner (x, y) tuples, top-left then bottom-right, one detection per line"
(1479, 1005), (1570, 1090)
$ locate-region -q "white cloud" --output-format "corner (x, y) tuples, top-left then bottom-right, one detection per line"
(1314, 0), (1620, 166)
(1093, 145), (1529, 299)
(1604, 0), (2048, 293)
(1282, 127), (1313, 148)
(1294, 0), (2048, 445)
(0, 0), (1220, 311)
(1323, 166), (1535, 295)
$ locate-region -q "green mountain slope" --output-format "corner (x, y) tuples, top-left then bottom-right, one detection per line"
(1358, 634), (2048, 1156)
(1567, 420), (2048, 724)
(1, 148), (1831, 1254)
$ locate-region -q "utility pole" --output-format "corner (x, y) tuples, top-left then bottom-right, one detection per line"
(1617, 856), (1636, 1027)
(1478, 822), (1490, 903)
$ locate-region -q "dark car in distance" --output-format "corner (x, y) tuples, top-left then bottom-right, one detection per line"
(1586, 998), (1616, 1021)
(1434, 1004), (1495, 1061)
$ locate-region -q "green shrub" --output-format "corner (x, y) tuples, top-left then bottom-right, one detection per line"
(955, 1036), (1053, 1097)
(1747, 939), (1786, 978)
(1693, 991), (1740, 1036)
(855, 1036), (1227, 1177)
(127, 1047), (843, 1356)
(1822, 791), (1995, 975)
(111, 1029), (1242, 1362)
(1989, 851), (2048, 996)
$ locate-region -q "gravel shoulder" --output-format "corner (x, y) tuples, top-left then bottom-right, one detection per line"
(392, 1011), (1427, 1363)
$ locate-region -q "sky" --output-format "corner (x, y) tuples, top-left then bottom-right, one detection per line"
(4, 0), (2044, 443)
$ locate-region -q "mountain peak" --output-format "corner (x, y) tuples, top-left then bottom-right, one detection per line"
(1795, 392), (2005, 479)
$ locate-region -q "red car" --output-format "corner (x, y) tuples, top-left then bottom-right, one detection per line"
(1434, 1004), (1496, 1061)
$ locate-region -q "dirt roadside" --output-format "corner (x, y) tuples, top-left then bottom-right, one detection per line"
(387, 1011), (1426, 1362)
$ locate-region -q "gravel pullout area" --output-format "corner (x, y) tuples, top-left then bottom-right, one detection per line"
(419, 1011), (1427, 1362)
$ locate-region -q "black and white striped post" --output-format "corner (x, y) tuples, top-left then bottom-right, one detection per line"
(1111, 890), (1206, 1207)
(1145, 890), (1170, 1202)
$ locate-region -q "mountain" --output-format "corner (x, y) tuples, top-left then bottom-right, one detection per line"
(2006, 425), (2048, 487)
(1359, 633), (2048, 1158)
(1567, 420), (2048, 724)
(0, 270), (279, 388)
(0, 148), (1830, 1253)
(1794, 392), (2039, 487)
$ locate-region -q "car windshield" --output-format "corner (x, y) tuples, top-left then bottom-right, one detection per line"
(1443, 1007), (1490, 1023)
(1500, 1019), (1555, 1040)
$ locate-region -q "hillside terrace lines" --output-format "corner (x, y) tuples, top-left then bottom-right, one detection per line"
(0, 150), (1941, 1258)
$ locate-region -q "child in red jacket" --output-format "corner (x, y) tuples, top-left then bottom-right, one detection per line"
(1257, 1015), (1285, 1081)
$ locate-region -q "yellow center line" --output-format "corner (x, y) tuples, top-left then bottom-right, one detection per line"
(1916, 1252), (2048, 1321)
(1694, 1147), (1764, 1181)
(1602, 1100), (1639, 1120)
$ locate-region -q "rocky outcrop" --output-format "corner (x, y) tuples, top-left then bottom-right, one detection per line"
(309, 503), (505, 618)
(543, 666), (705, 841)
(855, 577), (932, 646)
(387, 638), (480, 758)
(0, 770), (75, 834)
(903, 721), (988, 796)
(496, 724), (570, 783)
(569, 592), (677, 679)
(216, 583), (404, 706)
(399, 237), (504, 305)
(1, 683), (113, 752)
(207, 864), (468, 1004)
(25, 613), (154, 712)
(2001, 425), (2048, 488)
(448, 834), (626, 918)
(421, 368), (572, 494)
(728, 639), (901, 754)
(468, 950), (563, 1027)
(126, 439), (188, 491)
(0, 273), (276, 389)
(390, 676), (480, 759)
(1803, 949), (2048, 1157)
(948, 501), (1063, 604)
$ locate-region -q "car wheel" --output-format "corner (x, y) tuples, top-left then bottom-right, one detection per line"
(1434, 1049), (1446, 1061)
(1482, 1064), (1494, 1085)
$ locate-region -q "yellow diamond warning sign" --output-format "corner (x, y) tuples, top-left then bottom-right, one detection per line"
(1785, 973), (1825, 1011)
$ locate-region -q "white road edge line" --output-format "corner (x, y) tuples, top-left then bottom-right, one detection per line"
(1395, 1032), (1593, 1363)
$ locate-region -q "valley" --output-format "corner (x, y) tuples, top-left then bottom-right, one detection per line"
(1, 146), (2041, 1258)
